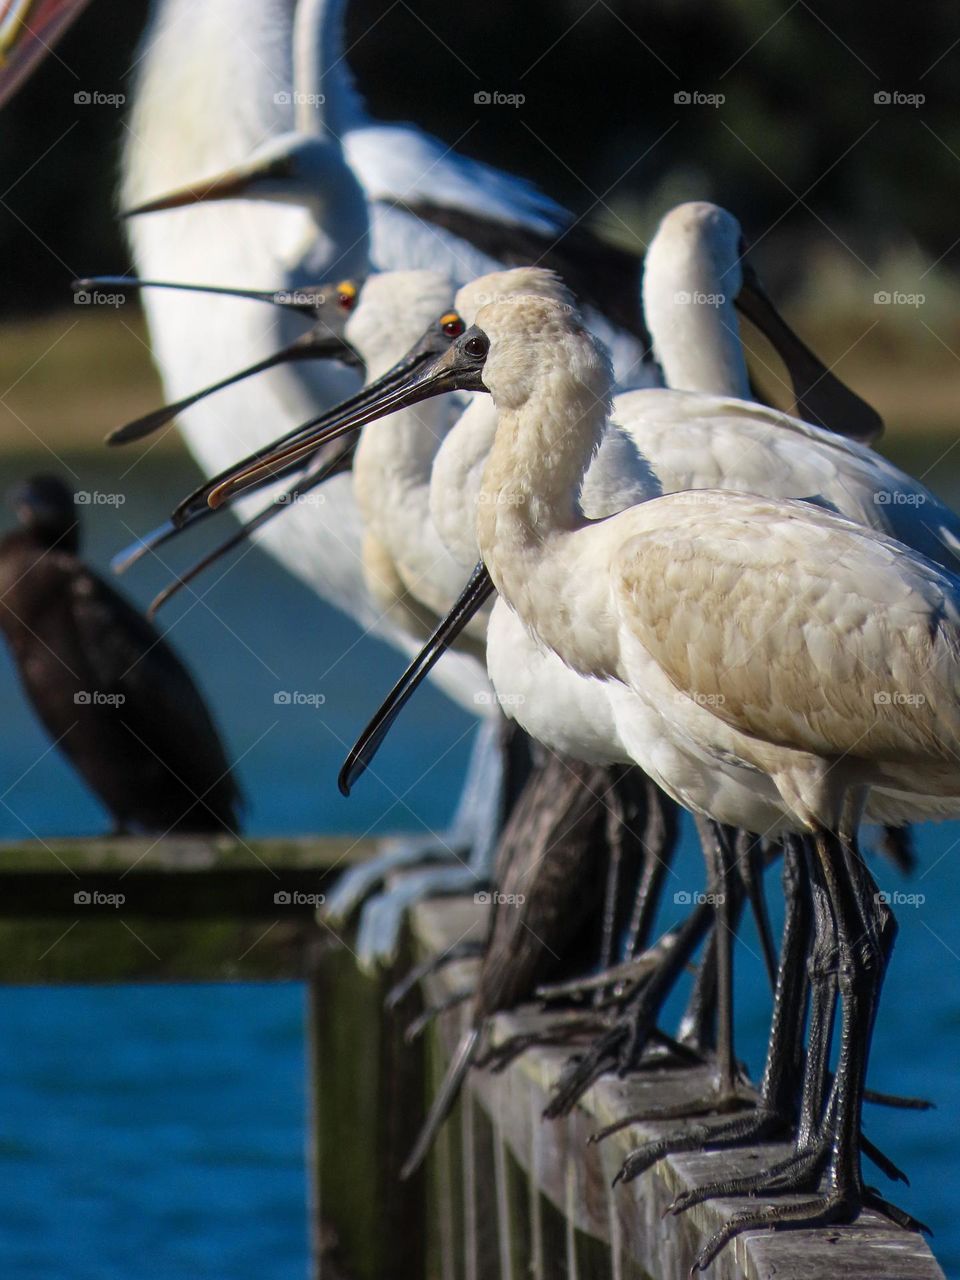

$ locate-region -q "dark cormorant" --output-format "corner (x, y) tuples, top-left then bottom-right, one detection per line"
(0, 475), (241, 834)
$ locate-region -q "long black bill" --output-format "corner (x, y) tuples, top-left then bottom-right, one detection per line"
(111, 519), (182, 575)
(147, 438), (357, 618)
(736, 264), (883, 444)
(72, 276), (327, 319)
(106, 323), (363, 446)
(339, 561), (495, 797)
(202, 326), (488, 510)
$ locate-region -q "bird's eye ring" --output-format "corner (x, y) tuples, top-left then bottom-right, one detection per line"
(440, 312), (464, 338)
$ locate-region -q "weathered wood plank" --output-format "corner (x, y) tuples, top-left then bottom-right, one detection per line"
(0, 836), (374, 982)
(309, 933), (429, 1280)
(412, 899), (945, 1280)
(0, 836), (375, 873)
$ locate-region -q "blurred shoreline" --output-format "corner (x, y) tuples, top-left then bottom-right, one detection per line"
(2, 280), (960, 460)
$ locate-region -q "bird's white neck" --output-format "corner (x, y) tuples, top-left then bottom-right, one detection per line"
(642, 243), (750, 399)
(293, 0), (365, 136)
(353, 395), (471, 612)
(123, 0), (295, 206)
(476, 341), (617, 670)
(429, 395), (497, 568)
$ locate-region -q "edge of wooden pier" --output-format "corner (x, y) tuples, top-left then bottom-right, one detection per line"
(0, 837), (945, 1280)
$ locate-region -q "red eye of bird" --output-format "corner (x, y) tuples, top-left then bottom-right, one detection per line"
(440, 312), (465, 338)
(335, 282), (358, 311)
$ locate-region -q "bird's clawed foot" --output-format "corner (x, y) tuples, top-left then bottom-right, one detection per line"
(476, 1011), (608, 1074)
(608, 1102), (786, 1185)
(685, 1183), (928, 1275)
(326, 860), (486, 972)
(597, 1075), (755, 1142)
(322, 837), (462, 925)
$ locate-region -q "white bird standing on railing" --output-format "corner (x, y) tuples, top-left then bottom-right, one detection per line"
(349, 294), (951, 1260)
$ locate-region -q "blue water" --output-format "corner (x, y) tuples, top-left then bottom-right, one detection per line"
(1, 451), (959, 1276)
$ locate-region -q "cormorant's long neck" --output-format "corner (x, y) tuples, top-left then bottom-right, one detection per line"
(293, 0), (366, 137)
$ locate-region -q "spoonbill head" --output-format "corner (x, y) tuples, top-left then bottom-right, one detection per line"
(643, 200), (882, 441)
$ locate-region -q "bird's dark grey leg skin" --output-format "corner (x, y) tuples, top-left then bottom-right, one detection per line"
(596, 768), (636, 989)
(385, 940), (486, 1010)
(404, 989), (473, 1044)
(542, 899), (715, 1119)
(661, 837), (912, 1209)
(738, 832), (779, 989)
(683, 829), (925, 1275)
(676, 928), (718, 1057)
(621, 776), (680, 959)
(675, 831), (778, 1053)
(602, 833), (811, 1171)
(608, 821), (756, 1125)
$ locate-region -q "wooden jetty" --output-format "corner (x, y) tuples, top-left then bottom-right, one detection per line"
(0, 836), (945, 1280)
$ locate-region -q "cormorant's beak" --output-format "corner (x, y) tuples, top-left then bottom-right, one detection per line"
(339, 562), (495, 796)
(0, 0), (92, 109)
(106, 324), (362, 446)
(123, 164), (266, 217)
(735, 262), (883, 444)
(203, 324), (488, 509)
(72, 275), (328, 320)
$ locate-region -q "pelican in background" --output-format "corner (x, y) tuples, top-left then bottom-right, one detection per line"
(0, 476), (241, 835)
(116, 0), (668, 940)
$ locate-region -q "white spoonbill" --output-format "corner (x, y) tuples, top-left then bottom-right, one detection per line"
(399, 296), (957, 1256)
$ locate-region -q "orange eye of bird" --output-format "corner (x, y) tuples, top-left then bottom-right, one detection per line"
(336, 282), (358, 311)
(440, 312), (465, 338)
